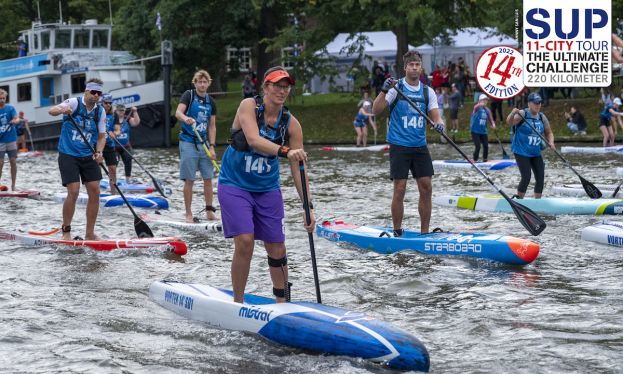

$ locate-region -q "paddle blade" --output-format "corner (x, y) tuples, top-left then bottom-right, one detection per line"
(612, 185), (622, 199)
(580, 177), (602, 199)
(508, 199), (547, 236)
(147, 171), (169, 198)
(134, 216), (154, 238)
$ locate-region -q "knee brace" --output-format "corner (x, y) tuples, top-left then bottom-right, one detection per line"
(267, 255), (287, 268)
(268, 255), (292, 301)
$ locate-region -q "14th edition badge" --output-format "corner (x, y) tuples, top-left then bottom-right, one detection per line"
(476, 46), (525, 100)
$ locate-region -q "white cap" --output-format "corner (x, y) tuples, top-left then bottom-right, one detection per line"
(614, 98), (622, 106)
(478, 94), (489, 102)
(363, 101), (371, 107)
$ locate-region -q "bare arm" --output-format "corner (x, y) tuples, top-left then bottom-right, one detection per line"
(128, 107), (140, 126)
(175, 103), (194, 125)
(506, 108), (523, 126)
(372, 92), (388, 115)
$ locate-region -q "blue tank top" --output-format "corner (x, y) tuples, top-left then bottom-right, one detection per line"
(116, 119), (131, 146)
(470, 106), (489, 135)
(105, 113), (114, 148)
(179, 90), (213, 143)
(511, 109), (544, 158)
(0, 105), (17, 143)
(58, 97), (103, 157)
(600, 103), (614, 120)
(219, 107), (291, 192)
(387, 79), (428, 147)
(354, 112), (367, 124)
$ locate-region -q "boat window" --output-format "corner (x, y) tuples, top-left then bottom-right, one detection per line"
(92, 29), (108, 48)
(56, 30), (71, 48)
(0, 86), (9, 102)
(71, 74), (86, 94)
(74, 29), (89, 48)
(41, 31), (50, 50)
(17, 83), (31, 102)
(33, 33), (39, 51)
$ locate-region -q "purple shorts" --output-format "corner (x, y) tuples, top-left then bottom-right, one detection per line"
(217, 184), (285, 243)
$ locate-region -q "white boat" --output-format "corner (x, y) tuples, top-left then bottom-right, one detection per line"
(581, 220), (623, 247)
(560, 145), (623, 154)
(552, 184), (623, 198)
(434, 194), (623, 215)
(0, 19), (166, 149)
(433, 159), (516, 171)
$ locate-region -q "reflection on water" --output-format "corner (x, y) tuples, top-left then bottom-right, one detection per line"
(0, 143), (622, 373)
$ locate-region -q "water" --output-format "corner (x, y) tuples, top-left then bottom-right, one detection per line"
(1, 143), (622, 373)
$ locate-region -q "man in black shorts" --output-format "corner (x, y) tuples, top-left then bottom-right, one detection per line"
(372, 51), (443, 235)
(48, 79), (107, 240)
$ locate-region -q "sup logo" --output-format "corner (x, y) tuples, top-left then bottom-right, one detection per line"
(239, 306), (272, 322)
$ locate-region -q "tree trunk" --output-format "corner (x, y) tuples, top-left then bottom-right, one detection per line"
(256, 2), (278, 91)
(394, 24), (409, 78)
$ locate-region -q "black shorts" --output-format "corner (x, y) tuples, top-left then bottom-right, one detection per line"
(58, 152), (102, 186)
(389, 144), (434, 180)
(599, 117), (611, 127)
(450, 108), (459, 120)
(16, 129), (24, 137)
(103, 146), (118, 166)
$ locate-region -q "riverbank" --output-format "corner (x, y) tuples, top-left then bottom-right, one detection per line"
(170, 91), (610, 145)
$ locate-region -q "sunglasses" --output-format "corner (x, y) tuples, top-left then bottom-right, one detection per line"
(89, 90), (103, 96)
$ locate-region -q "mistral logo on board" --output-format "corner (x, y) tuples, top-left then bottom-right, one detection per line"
(523, 0), (611, 87)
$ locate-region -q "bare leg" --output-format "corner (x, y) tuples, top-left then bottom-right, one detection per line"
(183, 179), (195, 223)
(63, 182), (80, 240)
(84, 180), (100, 240)
(0, 159), (4, 184)
(265, 242), (288, 303)
(362, 126), (368, 147)
(391, 179), (408, 231)
(416, 176), (432, 234)
(608, 127), (615, 146)
(108, 164), (118, 194)
(354, 127), (363, 146)
(9, 157), (16, 191)
(600, 126), (610, 146)
(203, 178), (217, 220)
(231, 233), (255, 303)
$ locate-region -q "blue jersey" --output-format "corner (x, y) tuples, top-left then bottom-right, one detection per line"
(105, 113), (114, 148)
(470, 106), (490, 135)
(0, 105), (17, 143)
(58, 97), (104, 157)
(511, 109), (545, 158)
(179, 90), (215, 144)
(600, 103), (615, 121)
(354, 112), (367, 126)
(387, 79), (428, 147)
(219, 107), (291, 192)
(115, 118), (131, 146)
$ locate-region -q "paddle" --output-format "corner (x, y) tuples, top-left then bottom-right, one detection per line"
(611, 179), (623, 198)
(493, 129), (510, 159)
(299, 160), (322, 303)
(391, 82), (546, 236)
(515, 111), (602, 199)
(191, 121), (221, 173)
(111, 136), (168, 198)
(66, 114), (154, 238)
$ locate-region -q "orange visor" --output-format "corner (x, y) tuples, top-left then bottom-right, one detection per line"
(264, 70), (295, 85)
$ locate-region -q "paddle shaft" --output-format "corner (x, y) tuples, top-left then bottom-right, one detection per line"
(191, 121), (221, 173)
(493, 128), (510, 159)
(391, 82), (546, 235)
(66, 115), (153, 237)
(111, 136), (168, 198)
(299, 161), (322, 304)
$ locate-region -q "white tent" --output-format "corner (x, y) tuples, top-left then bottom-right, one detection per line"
(415, 27), (518, 73)
(310, 31), (416, 94)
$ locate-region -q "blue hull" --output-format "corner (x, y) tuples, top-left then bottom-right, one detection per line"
(99, 193), (169, 209)
(149, 280), (429, 371)
(316, 221), (539, 265)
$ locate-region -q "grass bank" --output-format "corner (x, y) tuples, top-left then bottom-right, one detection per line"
(170, 91), (611, 146)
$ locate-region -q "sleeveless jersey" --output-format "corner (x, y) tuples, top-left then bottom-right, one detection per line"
(179, 90), (213, 143)
(511, 109), (545, 158)
(470, 106), (489, 135)
(354, 112), (367, 126)
(219, 106), (291, 192)
(115, 119), (131, 146)
(387, 79), (428, 147)
(600, 103), (615, 121)
(0, 105), (17, 143)
(105, 113), (115, 148)
(58, 97), (103, 157)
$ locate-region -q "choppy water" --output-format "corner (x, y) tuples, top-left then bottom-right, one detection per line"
(1, 142), (622, 373)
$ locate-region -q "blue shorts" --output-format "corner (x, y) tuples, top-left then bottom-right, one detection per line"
(217, 183), (285, 243)
(354, 120), (366, 128)
(179, 140), (214, 181)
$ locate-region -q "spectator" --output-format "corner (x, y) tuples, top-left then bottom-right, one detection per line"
(448, 83), (461, 133)
(242, 74), (255, 98)
(490, 98), (503, 122)
(564, 106), (587, 135)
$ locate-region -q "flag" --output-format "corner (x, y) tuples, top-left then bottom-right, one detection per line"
(155, 12), (161, 31)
